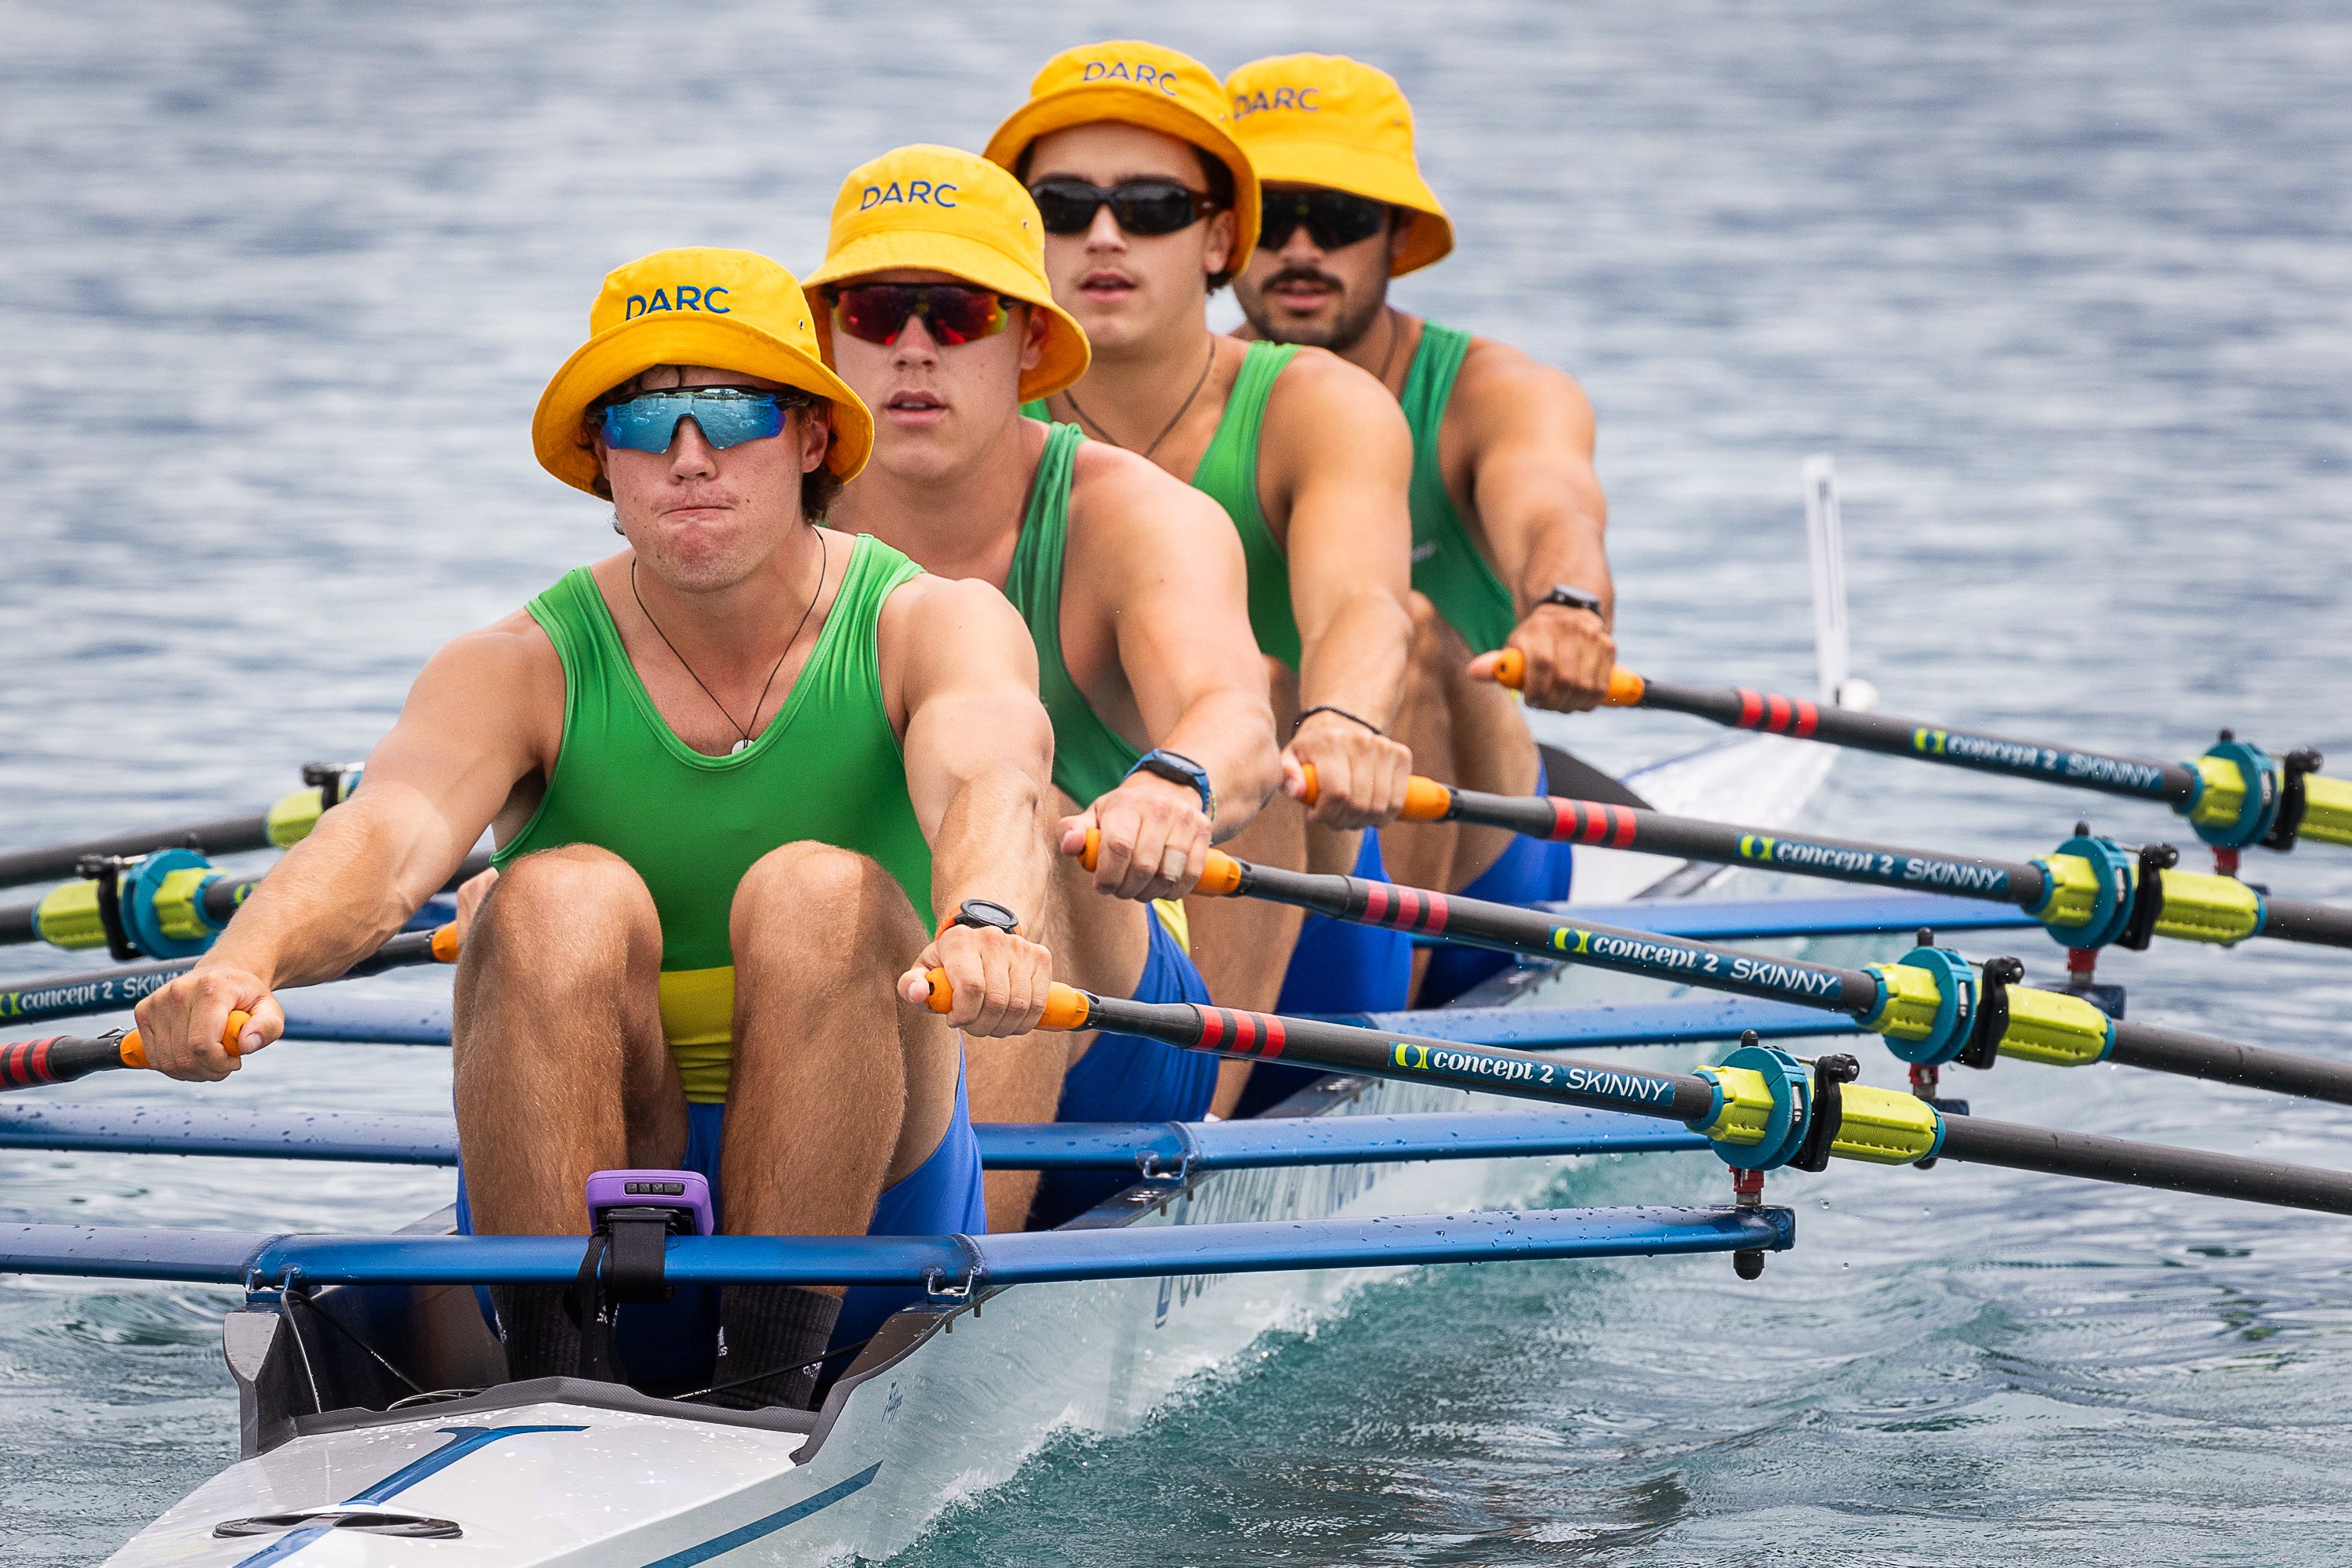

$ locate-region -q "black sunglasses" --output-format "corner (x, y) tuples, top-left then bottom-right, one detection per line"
(1259, 189), (1391, 252)
(1029, 178), (1219, 238)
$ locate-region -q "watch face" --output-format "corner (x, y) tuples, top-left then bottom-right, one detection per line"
(955, 898), (1019, 934)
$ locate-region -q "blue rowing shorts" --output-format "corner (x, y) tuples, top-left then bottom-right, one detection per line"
(1417, 760), (1576, 1007)
(456, 1054), (985, 1387)
(1029, 907), (1216, 1229)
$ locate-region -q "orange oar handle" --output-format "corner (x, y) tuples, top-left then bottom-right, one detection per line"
(1297, 764), (1453, 822)
(1075, 827), (1243, 895)
(1479, 652), (1647, 707)
(431, 923), (462, 962)
(119, 1010), (252, 1071)
(921, 968), (1094, 1031)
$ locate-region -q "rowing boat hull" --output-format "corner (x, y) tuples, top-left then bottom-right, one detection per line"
(102, 731), (1833, 1566)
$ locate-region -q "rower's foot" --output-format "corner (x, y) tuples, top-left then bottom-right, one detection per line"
(491, 1283), (583, 1381)
(707, 1285), (841, 1410)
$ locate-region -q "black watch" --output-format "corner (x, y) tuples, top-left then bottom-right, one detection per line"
(950, 898), (1021, 936)
(1123, 747), (1216, 820)
(1539, 584), (1605, 617)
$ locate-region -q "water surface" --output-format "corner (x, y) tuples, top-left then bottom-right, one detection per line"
(5, 2), (2351, 1563)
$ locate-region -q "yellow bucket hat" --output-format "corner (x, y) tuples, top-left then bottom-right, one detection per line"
(1225, 54), (1454, 277)
(802, 144), (1091, 404)
(532, 246), (874, 494)
(983, 40), (1260, 273)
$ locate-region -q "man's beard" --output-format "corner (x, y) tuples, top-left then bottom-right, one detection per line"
(1245, 267), (1388, 353)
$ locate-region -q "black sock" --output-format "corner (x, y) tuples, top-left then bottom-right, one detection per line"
(490, 1283), (583, 1382)
(708, 1286), (840, 1410)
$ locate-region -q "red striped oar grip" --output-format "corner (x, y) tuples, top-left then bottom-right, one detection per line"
(1299, 764), (1453, 822)
(921, 969), (1093, 1031)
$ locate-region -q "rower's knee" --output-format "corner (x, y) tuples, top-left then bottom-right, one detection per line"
(731, 841), (923, 967)
(470, 844), (659, 978)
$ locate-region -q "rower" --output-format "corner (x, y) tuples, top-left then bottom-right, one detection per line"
(129, 248), (1062, 1409)
(985, 42), (1420, 1116)
(809, 145), (1283, 1229)
(1226, 54), (1613, 1007)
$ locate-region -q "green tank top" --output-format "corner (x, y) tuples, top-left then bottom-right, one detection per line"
(1189, 340), (1301, 669)
(1001, 423), (1145, 806)
(1402, 321), (1517, 655)
(495, 535), (934, 1102)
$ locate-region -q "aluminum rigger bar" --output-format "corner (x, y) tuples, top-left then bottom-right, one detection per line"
(0, 1207), (1792, 1290)
(1131, 839), (2352, 1107)
(1524, 660), (2352, 855)
(0, 1102), (1712, 1170)
(919, 972), (2352, 1218)
(1385, 779), (2352, 952)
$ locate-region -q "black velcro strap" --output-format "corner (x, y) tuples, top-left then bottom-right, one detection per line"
(600, 1209), (676, 1305)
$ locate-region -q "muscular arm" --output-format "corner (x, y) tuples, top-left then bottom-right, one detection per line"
(1062, 447), (1283, 898)
(1265, 349), (1417, 826)
(885, 575), (1061, 1036)
(132, 617), (558, 1078)
(1451, 340), (1617, 712)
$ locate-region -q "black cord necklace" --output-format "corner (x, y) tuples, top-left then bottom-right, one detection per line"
(630, 532), (828, 755)
(1059, 334), (1217, 462)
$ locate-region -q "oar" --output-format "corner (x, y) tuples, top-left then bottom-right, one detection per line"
(1350, 769), (2352, 951)
(1080, 833), (2352, 1107)
(918, 971), (2352, 1221)
(0, 762), (361, 891)
(1479, 653), (2352, 857)
(0, 848), (489, 959)
(0, 922), (460, 1039)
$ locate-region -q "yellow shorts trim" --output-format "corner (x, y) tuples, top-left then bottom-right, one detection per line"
(658, 965), (735, 1104)
(1151, 897), (1189, 953)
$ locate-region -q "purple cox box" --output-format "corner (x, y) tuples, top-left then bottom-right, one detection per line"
(583, 1168), (714, 1236)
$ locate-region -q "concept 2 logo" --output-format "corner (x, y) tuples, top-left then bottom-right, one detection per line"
(859, 181), (958, 209)
(1910, 728), (2166, 792)
(1735, 833), (2010, 895)
(622, 286), (731, 320)
(1548, 923), (1849, 1001)
(1386, 1040), (1676, 1107)
(1232, 86), (1321, 118)
(1081, 59), (1183, 96)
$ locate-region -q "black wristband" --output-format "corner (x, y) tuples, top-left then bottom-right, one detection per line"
(1538, 584), (1605, 617)
(1293, 704), (1383, 737)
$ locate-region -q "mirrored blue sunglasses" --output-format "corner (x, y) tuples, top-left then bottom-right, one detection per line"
(597, 386), (807, 454)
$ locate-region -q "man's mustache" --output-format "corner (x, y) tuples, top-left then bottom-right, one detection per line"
(1265, 267), (1345, 294)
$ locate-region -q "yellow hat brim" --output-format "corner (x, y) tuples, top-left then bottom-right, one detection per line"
(802, 230), (1093, 403)
(1243, 136), (1454, 276)
(532, 312), (875, 494)
(984, 87), (1261, 273)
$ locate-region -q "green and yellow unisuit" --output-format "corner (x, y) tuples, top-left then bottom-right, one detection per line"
(493, 535), (935, 1102)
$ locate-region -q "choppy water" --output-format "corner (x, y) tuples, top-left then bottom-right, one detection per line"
(5, 2), (2352, 1563)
